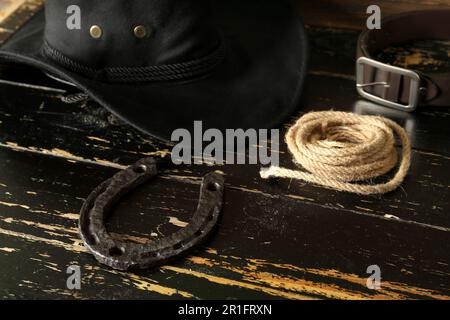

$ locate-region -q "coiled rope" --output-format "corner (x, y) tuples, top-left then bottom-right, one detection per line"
(260, 111), (411, 195)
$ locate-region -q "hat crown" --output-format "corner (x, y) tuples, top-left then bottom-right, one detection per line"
(44, 0), (220, 71)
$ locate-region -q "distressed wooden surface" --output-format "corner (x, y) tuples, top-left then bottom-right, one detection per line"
(0, 0), (42, 43)
(297, 0), (450, 30)
(2, 0), (450, 32)
(0, 3), (449, 300)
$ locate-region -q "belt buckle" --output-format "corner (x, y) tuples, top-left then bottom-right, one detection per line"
(356, 57), (421, 112)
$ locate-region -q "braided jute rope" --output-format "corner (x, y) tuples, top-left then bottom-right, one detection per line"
(260, 111), (412, 195)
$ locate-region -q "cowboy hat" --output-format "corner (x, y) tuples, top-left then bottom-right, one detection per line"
(0, 0), (308, 142)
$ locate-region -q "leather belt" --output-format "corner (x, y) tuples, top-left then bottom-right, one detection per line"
(356, 10), (450, 111)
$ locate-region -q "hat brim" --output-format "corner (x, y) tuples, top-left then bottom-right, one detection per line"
(0, 0), (308, 142)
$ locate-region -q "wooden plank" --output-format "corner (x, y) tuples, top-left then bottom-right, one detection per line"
(0, 0), (25, 22)
(0, 6), (448, 299)
(1, 0), (450, 37)
(0, 147), (449, 299)
(296, 0), (450, 30)
(0, 0), (43, 43)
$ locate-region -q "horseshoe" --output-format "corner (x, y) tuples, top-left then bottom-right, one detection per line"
(79, 157), (224, 270)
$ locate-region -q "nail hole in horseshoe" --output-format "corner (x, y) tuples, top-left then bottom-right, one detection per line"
(134, 165), (148, 174)
(109, 246), (125, 257)
(207, 182), (221, 192)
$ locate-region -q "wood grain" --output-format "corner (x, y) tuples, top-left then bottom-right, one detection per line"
(296, 0), (450, 30)
(0, 148), (449, 299)
(0, 0), (43, 42)
(0, 0), (25, 22)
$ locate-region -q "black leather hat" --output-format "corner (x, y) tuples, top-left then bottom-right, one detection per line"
(0, 0), (308, 142)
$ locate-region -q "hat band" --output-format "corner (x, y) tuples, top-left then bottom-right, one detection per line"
(41, 41), (225, 83)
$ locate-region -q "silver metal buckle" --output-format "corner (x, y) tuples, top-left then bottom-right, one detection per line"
(356, 57), (421, 112)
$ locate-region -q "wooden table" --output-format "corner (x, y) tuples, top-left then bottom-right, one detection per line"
(0, 1), (449, 300)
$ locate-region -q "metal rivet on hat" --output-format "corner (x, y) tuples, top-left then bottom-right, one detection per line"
(90, 25), (103, 39)
(134, 25), (150, 39)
